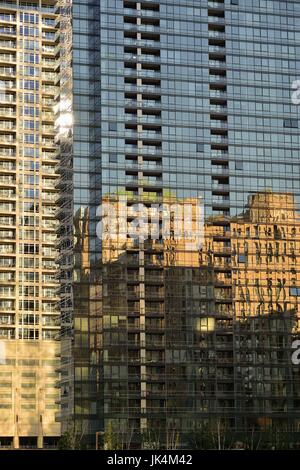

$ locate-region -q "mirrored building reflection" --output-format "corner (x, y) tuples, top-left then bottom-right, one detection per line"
(57, 189), (300, 447)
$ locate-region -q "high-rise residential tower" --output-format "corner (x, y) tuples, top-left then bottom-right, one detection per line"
(0, 0), (60, 449)
(56, 0), (300, 449)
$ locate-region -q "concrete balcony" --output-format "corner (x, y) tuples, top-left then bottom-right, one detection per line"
(0, 94), (15, 103)
(0, 54), (15, 63)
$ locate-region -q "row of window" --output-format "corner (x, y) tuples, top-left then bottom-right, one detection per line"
(0, 329), (57, 340)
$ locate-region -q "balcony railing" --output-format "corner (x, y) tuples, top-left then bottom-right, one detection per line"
(42, 125), (55, 133)
(0, 190), (15, 199)
(211, 135), (228, 144)
(0, 229), (14, 238)
(0, 54), (15, 63)
(0, 216), (14, 225)
(209, 31), (225, 39)
(42, 152), (56, 160)
(0, 14), (16, 22)
(209, 16), (225, 24)
(208, 1), (225, 7)
(124, 38), (160, 48)
(0, 149), (15, 157)
(42, 86), (57, 94)
(210, 90), (227, 99)
(209, 60), (226, 68)
(0, 67), (15, 77)
(0, 94), (15, 103)
(210, 120), (228, 129)
(42, 32), (56, 41)
(0, 122), (15, 131)
(2, 186), (14, 198)
(0, 245), (14, 253)
(212, 166), (229, 175)
(42, 59), (56, 67)
(0, 163), (15, 172)
(210, 105), (227, 113)
(0, 288), (14, 296)
(0, 204), (15, 212)
(0, 41), (15, 49)
(0, 134), (15, 143)
(0, 28), (15, 36)
(0, 258), (15, 267)
(42, 72), (56, 81)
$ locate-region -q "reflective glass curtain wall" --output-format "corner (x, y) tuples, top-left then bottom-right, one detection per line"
(59, 0), (300, 448)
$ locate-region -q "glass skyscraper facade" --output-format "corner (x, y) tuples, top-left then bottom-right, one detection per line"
(57, 0), (300, 449)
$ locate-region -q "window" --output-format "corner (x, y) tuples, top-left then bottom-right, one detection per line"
(18, 329), (39, 340)
(23, 107), (37, 117)
(22, 80), (38, 90)
(23, 53), (39, 64)
(19, 300), (39, 311)
(20, 26), (38, 37)
(23, 66), (38, 77)
(42, 330), (57, 340)
(0, 382), (12, 387)
(20, 314), (39, 325)
(109, 153), (118, 163)
(45, 404), (58, 409)
(24, 120), (36, 130)
(109, 122), (117, 131)
(23, 134), (37, 144)
(20, 243), (38, 254)
(235, 161), (243, 170)
(238, 254), (246, 263)
(20, 13), (38, 24)
(19, 359), (38, 366)
(21, 404), (36, 410)
(290, 287), (300, 297)
(23, 147), (37, 157)
(284, 119), (298, 128)
(196, 143), (204, 153)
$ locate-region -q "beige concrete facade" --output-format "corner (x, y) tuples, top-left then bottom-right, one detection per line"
(0, 340), (60, 448)
(0, 0), (60, 449)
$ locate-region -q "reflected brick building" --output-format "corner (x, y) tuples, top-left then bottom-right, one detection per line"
(56, 0), (300, 449)
(57, 190), (300, 447)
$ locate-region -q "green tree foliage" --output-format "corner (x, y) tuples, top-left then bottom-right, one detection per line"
(104, 421), (123, 450)
(57, 423), (84, 450)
